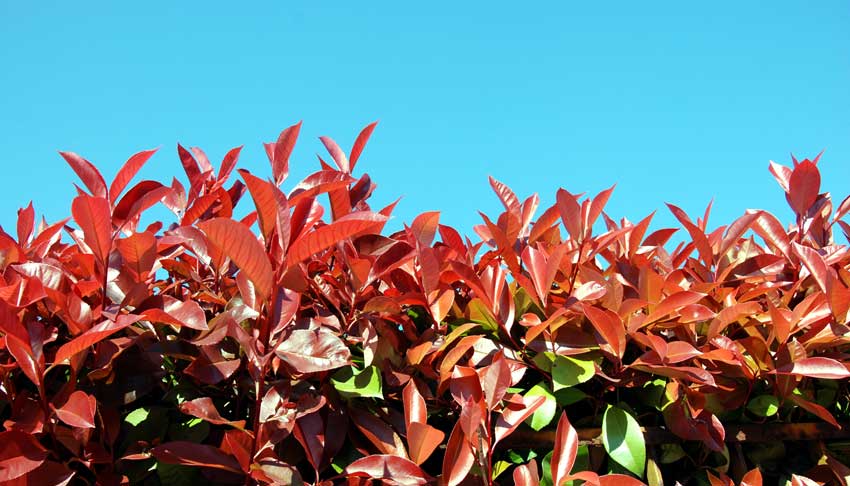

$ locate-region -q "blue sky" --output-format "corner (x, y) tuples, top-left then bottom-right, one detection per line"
(1, 1), (849, 239)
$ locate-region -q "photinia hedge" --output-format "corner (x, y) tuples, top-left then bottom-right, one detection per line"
(1, 122), (850, 486)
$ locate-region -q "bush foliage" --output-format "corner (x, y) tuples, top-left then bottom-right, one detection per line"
(1, 123), (850, 485)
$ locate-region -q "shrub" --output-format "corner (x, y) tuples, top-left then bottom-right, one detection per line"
(1, 123), (849, 485)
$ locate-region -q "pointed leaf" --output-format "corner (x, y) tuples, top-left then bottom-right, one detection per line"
(788, 160), (820, 214)
(346, 455), (429, 485)
(286, 212), (387, 267)
(774, 357), (850, 379)
(150, 442), (243, 474)
(179, 397), (246, 430)
(552, 355), (595, 391)
(199, 218), (273, 301)
(330, 365), (383, 399)
(275, 328), (351, 373)
(0, 431), (48, 482)
(349, 121), (378, 170)
(602, 405), (646, 477)
(551, 412), (579, 486)
(110, 149), (157, 203)
(54, 390), (96, 429)
(407, 422), (444, 465)
(71, 195), (113, 264)
(59, 152), (107, 198)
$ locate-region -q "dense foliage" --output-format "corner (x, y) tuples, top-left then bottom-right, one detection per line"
(1, 123), (850, 486)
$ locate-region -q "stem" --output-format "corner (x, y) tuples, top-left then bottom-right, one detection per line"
(246, 303), (275, 485)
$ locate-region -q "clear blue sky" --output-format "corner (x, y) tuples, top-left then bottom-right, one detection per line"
(2, 1), (849, 239)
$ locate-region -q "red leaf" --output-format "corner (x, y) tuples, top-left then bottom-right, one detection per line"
(403, 381), (427, 429)
(349, 121), (378, 171)
(583, 304), (626, 360)
(5, 460), (75, 486)
(150, 441), (243, 474)
(54, 315), (140, 364)
(109, 149), (157, 203)
(476, 352), (512, 410)
(217, 146), (243, 187)
(177, 144), (204, 200)
(180, 397), (246, 430)
(489, 176), (521, 214)
(272, 121), (302, 185)
(286, 211), (387, 267)
(493, 394), (546, 446)
(788, 159), (821, 215)
(551, 411), (579, 486)
(350, 408), (408, 458)
(741, 467), (763, 486)
(789, 394), (841, 428)
(142, 295), (208, 330)
(513, 459), (540, 486)
(598, 474), (646, 486)
(59, 151), (107, 198)
(54, 390), (96, 429)
(345, 455), (429, 485)
(239, 169), (279, 240)
(769, 160), (792, 192)
(410, 211), (440, 248)
(275, 328), (351, 373)
(113, 181), (170, 227)
(0, 431), (48, 482)
(793, 242), (830, 293)
(556, 189), (582, 241)
(16, 202), (34, 245)
(319, 136), (350, 173)
(407, 422), (444, 465)
(442, 422), (475, 486)
(774, 357), (850, 379)
(667, 203), (713, 266)
(287, 170), (354, 207)
(71, 195), (113, 264)
(199, 218), (274, 301)
(116, 231), (157, 279)
(751, 210), (791, 258)
(220, 430), (252, 473)
(249, 457), (303, 485)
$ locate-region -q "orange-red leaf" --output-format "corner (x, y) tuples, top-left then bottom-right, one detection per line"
(110, 149), (157, 203)
(199, 218), (273, 301)
(0, 431), (48, 482)
(71, 194), (113, 264)
(54, 391), (96, 429)
(551, 411), (579, 486)
(285, 212), (386, 267)
(349, 121), (378, 171)
(59, 151), (107, 198)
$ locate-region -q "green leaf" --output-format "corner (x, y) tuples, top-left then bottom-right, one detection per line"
(532, 351), (555, 373)
(659, 443), (687, 464)
(552, 355), (595, 391)
(125, 408), (150, 427)
(168, 417), (210, 443)
(468, 298), (500, 332)
(554, 387), (586, 406)
(524, 383), (557, 431)
(540, 450), (554, 486)
(602, 405), (646, 477)
(157, 462), (201, 486)
(507, 449), (538, 464)
(747, 394), (779, 417)
(492, 460), (511, 479)
(121, 407), (169, 454)
(331, 365), (383, 399)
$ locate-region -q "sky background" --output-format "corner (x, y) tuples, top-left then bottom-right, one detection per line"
(1, 1), (849, 240)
